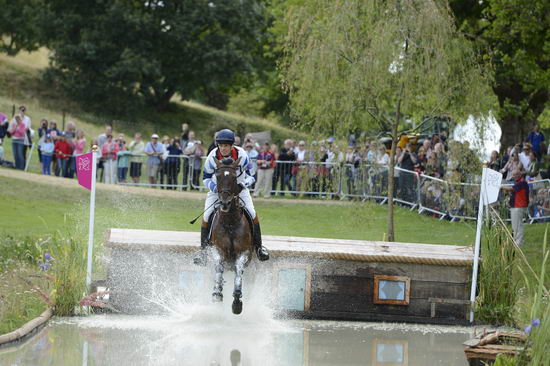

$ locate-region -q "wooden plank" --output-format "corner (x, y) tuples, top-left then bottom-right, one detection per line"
(312, 276), (469, 300)
(105, 229), (473, 266)
(272, 258), (471, 284)
(310, 293), (467, 319)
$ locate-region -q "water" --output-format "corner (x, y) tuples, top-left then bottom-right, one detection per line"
(0, 312), (471, 366)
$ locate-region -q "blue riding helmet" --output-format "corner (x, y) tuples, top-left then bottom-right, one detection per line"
(215, 129), (235, 145)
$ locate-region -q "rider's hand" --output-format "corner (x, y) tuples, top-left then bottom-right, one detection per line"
(208, 181), (217, 193)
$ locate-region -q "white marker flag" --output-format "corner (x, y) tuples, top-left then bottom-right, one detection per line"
(482, 168), (502, 205)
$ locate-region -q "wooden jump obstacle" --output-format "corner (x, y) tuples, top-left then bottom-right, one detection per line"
(105, 228), (474, 324)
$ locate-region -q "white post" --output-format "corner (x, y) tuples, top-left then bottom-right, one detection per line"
(469, 167), (487, 323)
(85, 146), (98, 287)
(24, 142), (36, 171)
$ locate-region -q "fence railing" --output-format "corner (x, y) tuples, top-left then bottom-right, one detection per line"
(98, 153), (549, 224)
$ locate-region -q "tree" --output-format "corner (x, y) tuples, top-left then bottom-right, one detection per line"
(41, 0), (267, 113)
(0, 0), (43, 55)
(282, 0), (493, 241)
(450, 0), (550, 147)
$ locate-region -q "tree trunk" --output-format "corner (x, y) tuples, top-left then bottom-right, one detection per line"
(386, 121), (399, 242)
(153, 87), (176, 112)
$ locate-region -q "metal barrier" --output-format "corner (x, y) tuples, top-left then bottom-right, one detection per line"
(106, 153), (549, 224)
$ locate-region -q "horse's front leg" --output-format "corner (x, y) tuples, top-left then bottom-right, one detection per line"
(212, 248), (224, 302)
(232, 252), (249, 314)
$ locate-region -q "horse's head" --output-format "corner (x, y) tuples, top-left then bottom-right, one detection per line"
(214, 157), (241, 212)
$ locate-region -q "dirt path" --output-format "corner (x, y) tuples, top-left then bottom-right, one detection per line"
(0, 168), (353, 206)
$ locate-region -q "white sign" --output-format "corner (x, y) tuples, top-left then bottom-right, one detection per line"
(482, 168), (502, 205)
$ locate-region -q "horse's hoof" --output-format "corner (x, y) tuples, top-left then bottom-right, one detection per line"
(232, 299), (243, 315)
(212, 293), (223, 303)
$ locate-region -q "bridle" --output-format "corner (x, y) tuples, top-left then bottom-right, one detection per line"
(216, 165), (240, 212)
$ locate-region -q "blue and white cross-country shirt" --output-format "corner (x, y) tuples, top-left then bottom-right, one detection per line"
(203, 146), (255, 192)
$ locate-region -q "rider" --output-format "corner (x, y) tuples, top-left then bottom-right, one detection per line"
(194, 129), (270, 265)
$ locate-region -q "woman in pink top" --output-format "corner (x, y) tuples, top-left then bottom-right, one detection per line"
(8, 115), (28, 170)
(73, 130), (87, 155)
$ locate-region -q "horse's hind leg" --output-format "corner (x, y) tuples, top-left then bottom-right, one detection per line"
(232, 253), (248, 315)
(212, 249), (224, 302)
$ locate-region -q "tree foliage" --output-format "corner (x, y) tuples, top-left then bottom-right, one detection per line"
(40, 0), (267, 114)
(281, 0), (494, 240)
(450, 0), (550, 147)
(0, 0), (43, 55)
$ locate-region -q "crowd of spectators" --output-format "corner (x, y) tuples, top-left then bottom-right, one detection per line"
(0, 106), (548, 220)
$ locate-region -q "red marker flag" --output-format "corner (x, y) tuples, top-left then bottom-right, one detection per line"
(76, 152), (94, 190)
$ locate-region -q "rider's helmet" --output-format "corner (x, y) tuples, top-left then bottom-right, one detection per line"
(215, 129), (235, 145)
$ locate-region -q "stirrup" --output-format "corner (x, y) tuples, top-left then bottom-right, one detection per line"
(256, 246), (269, 261)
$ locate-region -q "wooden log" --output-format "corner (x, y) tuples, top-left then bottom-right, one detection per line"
(0, 308), (52, 345)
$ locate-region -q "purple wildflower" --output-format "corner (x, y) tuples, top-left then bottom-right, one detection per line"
(531, 318), (541, 327)
(524, 325), (532, 335)
(44, 253), (54, 261)
(39, 263), (49, 272)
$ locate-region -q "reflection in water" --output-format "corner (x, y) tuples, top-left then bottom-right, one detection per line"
(0, 313), (471, 366)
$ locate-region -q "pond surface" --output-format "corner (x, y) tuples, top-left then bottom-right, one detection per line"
(0, 309), (471, 366)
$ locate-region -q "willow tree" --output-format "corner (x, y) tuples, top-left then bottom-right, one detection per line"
(281, 0), (494, 241)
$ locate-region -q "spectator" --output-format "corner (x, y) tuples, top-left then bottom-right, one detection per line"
(271, 143), (280, 193)
(166, 137), (183, 189)
(207, 132), (217, 155)
(183, 131), (197, 188)
(488, 151), (501, 171)
(18, 106), (33, 161)
(54, 132), (73, 177)
(276, 139), (296, 195)
(0, 112), (8, 141)
(376, 145), (389, 166)
(37, 118), (48, 168)
(39, 135), (54, 175)
(191, 140), (204, 188)
(245, 142), (259, 176)
(180, 123), (189, 148)
(0, 139), (3, 162)
(159, 135), (170, 187)
(88, 138), (102, 181)
(234, 136), (241, 147)
(397, 143), (418, 202)
(101, 134), (119, 184)
(7, 115), (28, 170)
(526, 123), (545, 160)
(254, 142), (276, 198)
(72, 129), (87, 178)
(501, 170), (529, 245)
(295, 140), (308, 192)
(73, 129), (87, 155)
(116, 134), (130, 183)
(526, 151), (540, 180)
(519, 143), (531, 170)
(145, 134), (164, 186)
(128, 133), (145, 184)
(500, 151), (523, 182)
(501, 146), (512, 167)
(97, 125), (112, 181)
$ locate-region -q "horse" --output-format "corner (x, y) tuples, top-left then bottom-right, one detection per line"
(209, 157), (253, 314)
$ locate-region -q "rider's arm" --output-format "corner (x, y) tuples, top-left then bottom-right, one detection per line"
(203, 155), (217, 192)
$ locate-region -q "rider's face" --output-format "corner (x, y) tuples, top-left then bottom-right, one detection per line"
(219, 143), (232, 157)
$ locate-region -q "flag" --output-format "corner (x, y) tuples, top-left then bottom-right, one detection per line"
(76, 152), (94, 190)
(482, 167), (503, 205)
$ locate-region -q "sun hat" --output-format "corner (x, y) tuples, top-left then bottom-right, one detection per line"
(151, 133), (159, 139)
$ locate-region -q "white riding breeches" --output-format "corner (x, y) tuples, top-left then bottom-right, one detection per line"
(204, 188), (256, 222)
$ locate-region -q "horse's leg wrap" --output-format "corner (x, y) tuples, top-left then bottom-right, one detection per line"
(233, 253), (248, 299)
(252, 218), (270, 261)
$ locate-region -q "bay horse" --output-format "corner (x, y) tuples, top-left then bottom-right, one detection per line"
(209, 157), (253, 314)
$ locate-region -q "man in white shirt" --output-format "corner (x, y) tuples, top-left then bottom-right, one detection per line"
(518, 143), (532, 170)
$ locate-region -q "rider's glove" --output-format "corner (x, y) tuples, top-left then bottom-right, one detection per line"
(208, 181), (217, 193)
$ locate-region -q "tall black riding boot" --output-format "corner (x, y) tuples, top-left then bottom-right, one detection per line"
(193, 225), (210, 266)
(253, 222), (269, 261)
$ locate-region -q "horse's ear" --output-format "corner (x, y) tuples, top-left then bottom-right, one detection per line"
(232, 157), (241, 168)
(214, 158), (222, 168)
